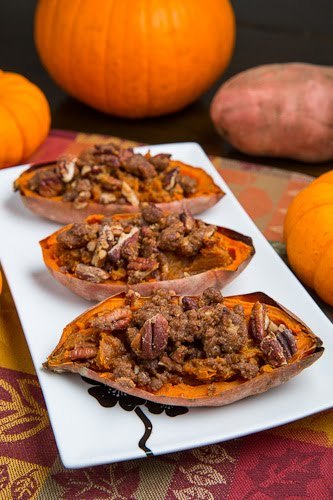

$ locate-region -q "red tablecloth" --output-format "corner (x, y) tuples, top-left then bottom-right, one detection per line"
(0, 130), (331, 499)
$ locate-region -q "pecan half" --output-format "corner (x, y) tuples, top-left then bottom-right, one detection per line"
(67, 346), (97, 361)
(121, 182), (139, 206)
(89, 307), (132, 331)
(249, 302), (269, 343)
(139, 314), (169, 360)
(260, 334), (287, 367)
(75, 263), (109, 283)
(276, 328), (297, 360)
(31, 170), (64, 197)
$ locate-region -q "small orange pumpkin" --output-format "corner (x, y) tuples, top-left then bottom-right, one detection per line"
(0, 70), (50, 169)
(34, 0), (235, 118)
(284, 171), (333, 306)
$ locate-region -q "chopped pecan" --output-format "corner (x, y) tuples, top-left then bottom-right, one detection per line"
(260, 334), (287, 367)
(134, 314), (169, 360)
(163, 168), (179, 191)
(249, 302), (269, 343)
(276, 328), (297, 360)
(57, 156), (77, 183)
(75, 263), (109, 283)
(156, 252), (169, 280)
(121, 229), (140, 260)
(91, 225), (114, 267)
(99, 192), (117, 204)
(118, 147), (134, 164)
(141, 203), (163, 224)
(81, 165), (92, 177)
(180, 175), (197, 195)
(121, 182), (139, 206)
(202, 288), (224, 305)
(96, 174), (122, 191)
(123, 154), (157, 179)
(57, 223), (98, 249)
(93, 143), (120, 155)
(149, 153), (171, 171)
(89, 307), (132, 331)
(158, 219), (185, 251)
(108, 227), (139, 263)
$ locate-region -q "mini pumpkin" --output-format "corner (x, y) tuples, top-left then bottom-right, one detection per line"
(34, 0), (235, 118)
(284, 171), (333, 306)
(0, 70), (50, 168)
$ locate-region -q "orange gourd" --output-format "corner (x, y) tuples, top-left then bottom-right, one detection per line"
(284, 171), (333, 306)
(0, 70), (50, 168)
(34, 0), (235, 118)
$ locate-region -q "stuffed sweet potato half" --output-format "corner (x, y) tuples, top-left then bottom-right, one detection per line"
(14, 142), (224, 223)
(44, 288), (324, 407)
(40, 204), (254, 301)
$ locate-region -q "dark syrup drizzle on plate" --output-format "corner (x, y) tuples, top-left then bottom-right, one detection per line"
(82, 377), (188, 456)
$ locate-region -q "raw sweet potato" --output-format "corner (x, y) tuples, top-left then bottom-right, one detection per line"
(44, 289), (324, 407)
(210, 63), (333, 162)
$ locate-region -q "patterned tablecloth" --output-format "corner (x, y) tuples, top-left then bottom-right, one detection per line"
(0, 130), (332, 499)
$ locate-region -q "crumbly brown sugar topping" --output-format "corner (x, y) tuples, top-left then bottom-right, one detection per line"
(23, 142), (198, 207)
(54, 205), (232, 284)
(48, 288), (297, 392)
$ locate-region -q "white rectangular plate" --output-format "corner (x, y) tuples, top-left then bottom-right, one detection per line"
(0, 142), (332, 469)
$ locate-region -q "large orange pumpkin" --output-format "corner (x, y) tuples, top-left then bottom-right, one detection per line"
(284, 171), (333, 306)
(34, 0), (235, 118)
(0, 70), (50, 168)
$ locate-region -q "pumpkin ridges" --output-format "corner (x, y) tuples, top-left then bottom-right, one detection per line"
(283, 182), (333, 240)
(0, 103), (24, 166)
(50, 0), (81, 95)
(35, 0), (235, 117)
(313, 243), (333, 306)
(0, 70), (50, 168)
(286, 205), (333, 288)
(102, 0), (117, 107)
(3, 87), (50, 157)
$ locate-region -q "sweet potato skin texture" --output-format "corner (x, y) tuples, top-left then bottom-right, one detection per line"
(210, 63), (333, 162)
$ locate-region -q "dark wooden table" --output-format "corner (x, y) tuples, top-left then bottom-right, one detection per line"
(1, 0), (332, 320)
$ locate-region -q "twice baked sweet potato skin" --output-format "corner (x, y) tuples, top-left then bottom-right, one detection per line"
(15, 159), (224, 223)
(210, 63), (333, 162)
(40, 214), (255, 301)
(44, 292), (324, 407)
